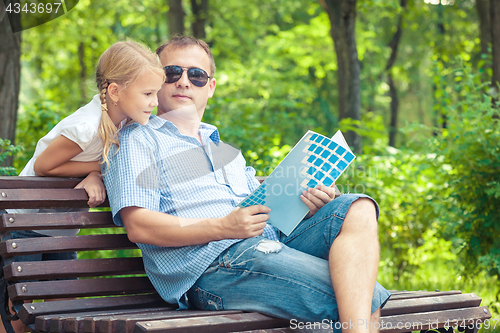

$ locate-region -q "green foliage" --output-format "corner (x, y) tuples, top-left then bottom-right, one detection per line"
(432, 62), (500, 284)
(14, 100), (65, 172)
(0, 139), (23, 176)
(11, 0), (500, 319)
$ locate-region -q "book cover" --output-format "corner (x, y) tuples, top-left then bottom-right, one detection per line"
(238, 130), (356, 235)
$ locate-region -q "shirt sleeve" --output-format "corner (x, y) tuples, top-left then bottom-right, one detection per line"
(102, 124), (162, 227)
(60, 121), (97, 151)
(244, 165), (261, 192)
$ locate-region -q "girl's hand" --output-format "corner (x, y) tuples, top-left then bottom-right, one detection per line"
(75, 171), (106, 208)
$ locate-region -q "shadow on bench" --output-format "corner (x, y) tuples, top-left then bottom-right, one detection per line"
(0, 176), (492, 333)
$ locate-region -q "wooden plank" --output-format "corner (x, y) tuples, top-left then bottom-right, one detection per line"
(0, 234), (136, 257)
(387, 290), (462, 300)
(381, 293), (482, 316)
(0, 188), (109, 209)
(19, 294), (168, 325)
(65, 307), (174, 333)
(4, 257), (145, 281)
(380, 306), (492, 333)
(8, 276), (156, 301)
(99, 309), (243, 333)
(0, 211), (115, 232)
(0, 176), (83, 189)
(35, 307), (174, 333)
(132, 312), (289, 333)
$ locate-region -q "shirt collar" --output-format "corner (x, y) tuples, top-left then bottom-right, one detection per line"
(147, 114), (221, 143)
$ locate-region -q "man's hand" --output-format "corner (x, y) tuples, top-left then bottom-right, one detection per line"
(219, 205), (271, 239)
(75, 171), (106, 208)
(301, 184), (337, 219)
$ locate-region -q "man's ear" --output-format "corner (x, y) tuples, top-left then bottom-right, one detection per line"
(107, 82), (120, 104)
(208, 78), (216, 98)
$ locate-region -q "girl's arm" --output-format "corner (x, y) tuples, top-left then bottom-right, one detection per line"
(34, 135), (106, 207)
(34, 135), (101, 177)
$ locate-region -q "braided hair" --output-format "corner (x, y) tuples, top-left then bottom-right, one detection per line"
(95, 41), (164, 168)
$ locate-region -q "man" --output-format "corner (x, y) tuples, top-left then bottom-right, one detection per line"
(102, 36), (390, 333)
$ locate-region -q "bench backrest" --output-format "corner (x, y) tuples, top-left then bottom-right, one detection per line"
(0, 176), (169, 328)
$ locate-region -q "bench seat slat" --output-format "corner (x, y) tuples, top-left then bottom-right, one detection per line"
(381, 293), (482, 316)
(20, 294), (170, 325)
(0, 188), (108, 209)
(101, 310), (244, 333)
(380, 305), (492, 333)
(4, 257), (145, 281)
(0, 234), (137, 257)
(34, 307), (174, 333)
(388, 290), (462, 300)
(132, 312), (289, 333)
(8, 276), (155, 301)
(0, 211), (115, 231)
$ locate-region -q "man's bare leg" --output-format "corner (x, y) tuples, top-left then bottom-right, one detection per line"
(329, 198), (380, 333)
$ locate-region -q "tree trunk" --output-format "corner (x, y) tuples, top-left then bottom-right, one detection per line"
(78, 41), (87, 105)
(386, 0), (407, 147)
(476, 0), (492, 56)
(0, 5), (21, 167)
(388, 73), (399, 147)
(168, 0), (185, 37)
(191, 0), (208, 39)
(437, 3), (447, 129)
(491, 0), (500, 98)
(321, 0), (361, 153)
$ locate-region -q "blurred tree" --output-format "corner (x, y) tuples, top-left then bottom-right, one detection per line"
(476, 0), (491, 57)
(386, 0), (407, 147)
(491, 0), (500, 97)
(0, 2), (21, 167)
(320, 0), (362, 153)
(169, 0), (185, 36)
(191, 0), (208, 39)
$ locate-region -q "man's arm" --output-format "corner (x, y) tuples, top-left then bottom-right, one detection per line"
(120, 205), (270, 247)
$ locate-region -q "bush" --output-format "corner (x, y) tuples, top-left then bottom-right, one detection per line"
(0, 138), (23, 176)
(14, 100), (65, 173)
(432, 62), (500, 284)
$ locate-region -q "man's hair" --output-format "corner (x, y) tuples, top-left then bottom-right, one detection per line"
(156, 36), (216, 76)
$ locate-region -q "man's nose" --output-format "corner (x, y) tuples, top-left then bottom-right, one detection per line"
(176, 70), (190, 87)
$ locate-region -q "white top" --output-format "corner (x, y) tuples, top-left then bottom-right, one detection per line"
(13, 95), (113, 237)
(20, 95), (104, 177)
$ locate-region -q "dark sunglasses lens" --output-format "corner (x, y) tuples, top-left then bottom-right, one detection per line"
(164, 66), (183, 83)
(188, 68), (209, 87)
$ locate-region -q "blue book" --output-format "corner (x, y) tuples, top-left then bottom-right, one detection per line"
(238, 130), (356, 235)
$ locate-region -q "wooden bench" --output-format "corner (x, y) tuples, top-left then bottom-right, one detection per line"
(0, 176), (493, 333)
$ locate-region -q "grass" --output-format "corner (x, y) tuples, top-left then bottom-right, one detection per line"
(378, 253), (500, 333)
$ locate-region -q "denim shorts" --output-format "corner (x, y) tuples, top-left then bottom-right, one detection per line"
(186, 194), (391, 328)
(2, 230), (77, 262)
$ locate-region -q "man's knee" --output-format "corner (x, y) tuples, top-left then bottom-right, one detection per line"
(343, 197), (378, 232)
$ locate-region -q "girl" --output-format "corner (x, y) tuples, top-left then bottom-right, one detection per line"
(1, 40), (164, 333)
(29, 40), (165, 207)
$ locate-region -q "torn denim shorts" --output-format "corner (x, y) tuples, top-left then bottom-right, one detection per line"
(186, 194), (391, 329)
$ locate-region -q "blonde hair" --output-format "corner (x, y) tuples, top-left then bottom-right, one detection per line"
(96, 41), (165, 167)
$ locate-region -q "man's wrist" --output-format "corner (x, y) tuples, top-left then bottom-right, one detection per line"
(209, 216), (225, 241)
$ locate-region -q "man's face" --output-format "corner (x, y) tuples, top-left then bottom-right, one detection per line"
(157, 45), (216, 119)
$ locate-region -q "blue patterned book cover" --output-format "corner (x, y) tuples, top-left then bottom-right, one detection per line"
(238, 130), (356, 235)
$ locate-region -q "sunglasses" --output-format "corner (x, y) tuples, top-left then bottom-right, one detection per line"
(164, 66), (212, 87)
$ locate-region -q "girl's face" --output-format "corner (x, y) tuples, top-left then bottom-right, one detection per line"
(117, 70), (164, 125)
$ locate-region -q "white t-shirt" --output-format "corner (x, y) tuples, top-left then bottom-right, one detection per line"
(13, 94), (110, 236)
(20, 94), (104, 177)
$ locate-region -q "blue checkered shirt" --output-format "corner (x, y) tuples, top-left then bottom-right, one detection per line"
(102, 115), (278, 306)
